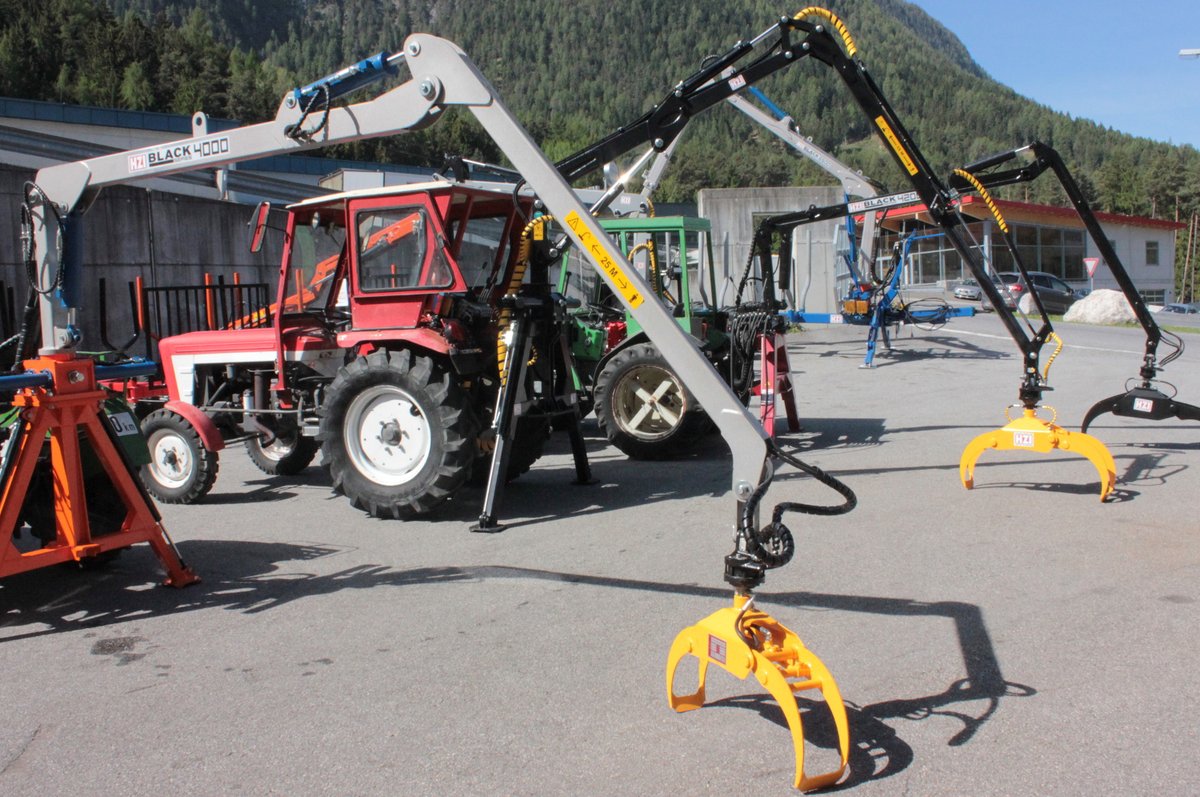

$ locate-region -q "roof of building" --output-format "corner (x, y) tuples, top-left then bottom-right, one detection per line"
(0, 96), (432, 181)
(881, 194), (1185, 232)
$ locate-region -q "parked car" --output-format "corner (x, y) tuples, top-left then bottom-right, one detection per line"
(980, 271), (1078, 314)
(979, 272), (1021, 311)
(953, 278), (982, 300)
(1161, 302), (1199, 315)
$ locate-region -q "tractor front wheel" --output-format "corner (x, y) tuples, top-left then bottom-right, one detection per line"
(140, 409), (219, 503)
(594, 341), (706, 460)
(319, 349), (474, 518)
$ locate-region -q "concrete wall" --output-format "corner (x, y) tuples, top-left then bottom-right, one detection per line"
(1089, 225), (1178, 302)
(0, 164), (282, 354)
(698, 185), (845, 312)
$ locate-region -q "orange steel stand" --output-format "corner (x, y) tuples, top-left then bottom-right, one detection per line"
(759, 331), (800, 438)
(0, 356), (198, 586)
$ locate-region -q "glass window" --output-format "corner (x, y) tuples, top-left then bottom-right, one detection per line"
(1062, 230), (1086, 279)
(1038, 227), (1063, 275)
(1011, 224), (1038, 273)
(356, 207), (441, 292)
(456, 215), (510, 291)
(1146, 240), (1160, 266)
(284, 215), (346, 314)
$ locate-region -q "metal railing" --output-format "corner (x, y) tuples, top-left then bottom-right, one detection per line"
(100, 274), (271, 360)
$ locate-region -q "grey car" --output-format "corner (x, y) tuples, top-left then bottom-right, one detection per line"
(981, 271), (1078, 314)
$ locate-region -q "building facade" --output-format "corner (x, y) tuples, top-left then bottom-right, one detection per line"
(877, 196), (1184, 303)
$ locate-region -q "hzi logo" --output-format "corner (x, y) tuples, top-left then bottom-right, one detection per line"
(708, 634), (727, 665)
(1133, 397), (1155, 413)
(1013, 431), (1035, 448)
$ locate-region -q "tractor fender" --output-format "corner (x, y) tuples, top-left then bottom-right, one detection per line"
(337, 327), (451, 357)
(164, 400), (226, 453)
(592, 331), (651, 385)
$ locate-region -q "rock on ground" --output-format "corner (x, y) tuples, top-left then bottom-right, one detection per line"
(1063, 289), (1136, 324)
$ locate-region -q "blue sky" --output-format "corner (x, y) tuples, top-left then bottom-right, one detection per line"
(907, 0), (1200, 149)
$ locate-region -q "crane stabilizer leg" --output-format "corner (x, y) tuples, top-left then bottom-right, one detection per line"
(959, 405), (1116, 502)
(666, 594), (850, 791)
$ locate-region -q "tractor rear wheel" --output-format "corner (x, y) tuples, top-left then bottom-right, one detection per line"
(594, 341), (706, 460)
(319, 349), (474, 518)
(246, 425), (318, 476)
(140, 409), (219, 503)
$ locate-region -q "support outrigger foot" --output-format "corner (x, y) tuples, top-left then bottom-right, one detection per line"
(666, 592), (850, 792)
(960, 405), (1116, 502)
(1080, 385), (1200, 433)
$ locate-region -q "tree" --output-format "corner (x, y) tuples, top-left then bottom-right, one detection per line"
(158, 8), (229, 116)
(119, 61), (154, 109)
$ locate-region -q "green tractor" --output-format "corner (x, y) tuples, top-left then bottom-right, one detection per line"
(558, 215), (755, 459)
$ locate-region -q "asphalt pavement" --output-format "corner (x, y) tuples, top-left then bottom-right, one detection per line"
(2, 311), (1198, 796)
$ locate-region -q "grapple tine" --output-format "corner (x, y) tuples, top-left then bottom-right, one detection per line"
(959, 430), (997, 490)
(958, 406), (1116, 501)
(1173, 399), (1200, 423)
(1059, 429), (1117, 501)
(1080, 393), (1123, 434)
(666, 595), (849, 792)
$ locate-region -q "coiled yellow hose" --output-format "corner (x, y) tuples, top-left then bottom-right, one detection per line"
(496, 216), (552, 386)
(1043, 331), (1063, 380)
(953, 168), (1009, 234)
(794, 7), (858, 57)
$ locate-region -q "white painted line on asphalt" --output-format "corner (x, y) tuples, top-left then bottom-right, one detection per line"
(945, 326), (1143, 356)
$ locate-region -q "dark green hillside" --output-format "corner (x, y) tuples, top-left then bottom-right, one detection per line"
(3, 1), (1198, 233)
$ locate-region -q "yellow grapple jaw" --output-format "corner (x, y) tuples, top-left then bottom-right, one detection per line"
(959, 406), (1116, 502)
(666, 594), (850, 791)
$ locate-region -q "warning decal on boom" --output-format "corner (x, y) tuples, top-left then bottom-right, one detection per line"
(565, 211), (644, 309)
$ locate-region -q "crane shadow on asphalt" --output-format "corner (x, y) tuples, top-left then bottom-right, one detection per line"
(790, 333), (1008, 366)
(700, 590), (1035, 789)
(0, 556), (1031, 789)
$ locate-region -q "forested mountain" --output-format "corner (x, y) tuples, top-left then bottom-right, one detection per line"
(3, 0), (1197, 229)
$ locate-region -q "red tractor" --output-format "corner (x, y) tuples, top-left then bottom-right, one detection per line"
(130, 179), (562, 518)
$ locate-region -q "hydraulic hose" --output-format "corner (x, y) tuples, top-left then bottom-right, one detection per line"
(738, 440), (857, 568)
(793, 7), (858, 57)
(1042, 331), (1063, 381)
(495, 216), (551, 385)
(952, 168), (1009, 235)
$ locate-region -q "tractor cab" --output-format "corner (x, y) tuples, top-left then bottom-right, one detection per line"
(258, 180), (537, 388)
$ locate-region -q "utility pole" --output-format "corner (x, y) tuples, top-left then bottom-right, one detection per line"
(1179, 50), (1198, 303)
